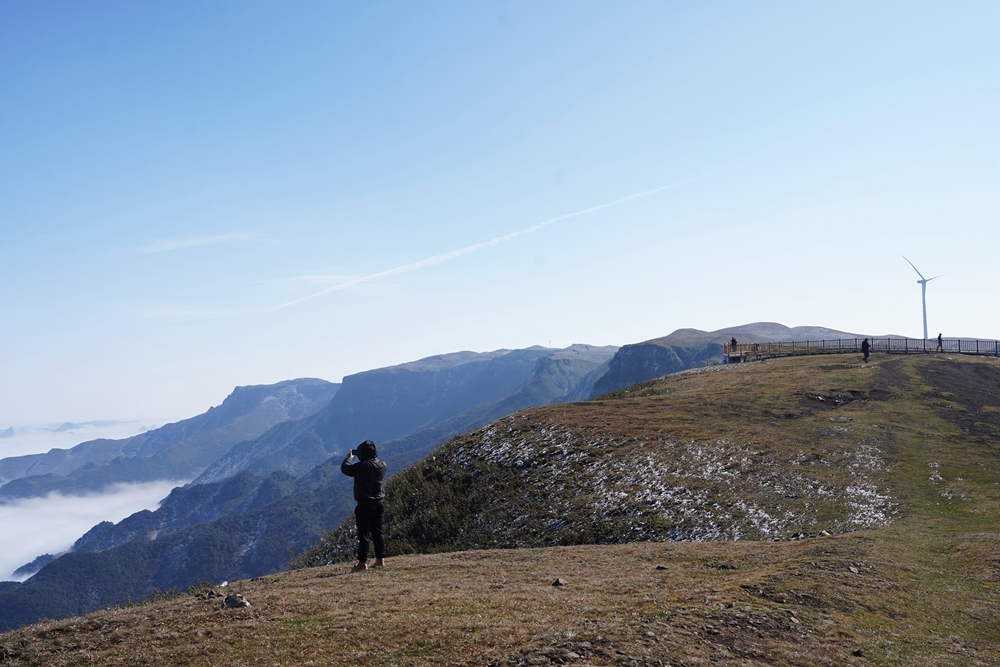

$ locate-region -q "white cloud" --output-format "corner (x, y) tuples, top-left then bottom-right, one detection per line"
(138, 305), (257, 321)
(0, 480), (187, 581)
(127, 233), (262, 254)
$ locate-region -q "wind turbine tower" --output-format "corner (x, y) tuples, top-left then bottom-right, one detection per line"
(902, 256), (945, 341)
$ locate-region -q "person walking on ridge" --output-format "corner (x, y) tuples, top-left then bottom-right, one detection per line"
(861, 338), (871, 363)
(341, 440), (387, 571)
(937, 333), (944, 352)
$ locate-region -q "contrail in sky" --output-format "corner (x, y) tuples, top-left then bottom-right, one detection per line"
(271, 179), (694, 312)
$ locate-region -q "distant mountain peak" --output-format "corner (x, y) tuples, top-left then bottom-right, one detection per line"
(593, 322), (863, 396)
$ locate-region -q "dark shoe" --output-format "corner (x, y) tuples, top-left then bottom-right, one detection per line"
(351, 561), (369, 572)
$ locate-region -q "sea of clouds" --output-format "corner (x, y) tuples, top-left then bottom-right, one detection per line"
(0, 419), (187, 582)
(0, 479), (186, 581)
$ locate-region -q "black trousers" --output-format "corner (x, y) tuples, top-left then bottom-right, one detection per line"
(355, 501), (385, 562)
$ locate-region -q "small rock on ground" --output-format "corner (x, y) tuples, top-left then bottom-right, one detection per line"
(220, 593), (251, 609)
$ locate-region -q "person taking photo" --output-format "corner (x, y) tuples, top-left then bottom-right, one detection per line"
(341, 440), (387, 571)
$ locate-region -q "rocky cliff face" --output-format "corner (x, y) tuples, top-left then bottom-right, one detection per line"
(194, 345), (618, 485)
(591, 341), (717, 396)
(590, 323), (860, 397)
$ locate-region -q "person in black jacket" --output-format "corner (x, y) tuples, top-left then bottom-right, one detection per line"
(861, 338), (870, 363)
(341, 440), (387, 571)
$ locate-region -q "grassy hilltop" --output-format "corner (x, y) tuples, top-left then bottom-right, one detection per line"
(1, 353), (999, 666)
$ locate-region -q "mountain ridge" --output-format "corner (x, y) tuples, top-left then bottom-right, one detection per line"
(193, 344), (618, 485)
(590, 322), (863, 396)
(0, 379), (340, 500)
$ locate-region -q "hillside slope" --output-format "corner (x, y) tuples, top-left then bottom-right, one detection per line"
(300, 353), (999, 568)
(303, 352), (899, 561)
(1, 353), (998, 665)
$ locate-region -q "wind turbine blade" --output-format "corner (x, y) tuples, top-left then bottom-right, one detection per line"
(901, 255), (926, 280)
(925, 272), (950, 282)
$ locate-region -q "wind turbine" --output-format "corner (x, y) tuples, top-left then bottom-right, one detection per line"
(901, 256), (946, 340)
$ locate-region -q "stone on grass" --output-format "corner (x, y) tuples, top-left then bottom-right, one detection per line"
(220, 593), (251, 609)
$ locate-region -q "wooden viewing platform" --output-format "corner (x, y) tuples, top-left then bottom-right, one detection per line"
(723, 337), (1000, 363)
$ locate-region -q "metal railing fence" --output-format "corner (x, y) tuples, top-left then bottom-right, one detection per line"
(723, 337), (1000, 359)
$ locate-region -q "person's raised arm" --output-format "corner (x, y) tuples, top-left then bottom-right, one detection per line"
(341, 449), (357, 476)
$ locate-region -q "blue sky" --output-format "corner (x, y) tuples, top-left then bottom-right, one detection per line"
(1, 1), (997, 428)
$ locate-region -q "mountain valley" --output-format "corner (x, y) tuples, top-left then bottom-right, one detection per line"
(1, 349), (998, 665)
(0, 343), (619, 628)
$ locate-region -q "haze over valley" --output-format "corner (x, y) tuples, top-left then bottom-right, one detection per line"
(0, 422), (166, 460)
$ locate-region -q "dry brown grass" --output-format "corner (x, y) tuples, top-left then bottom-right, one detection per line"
(0, 538), (933, 666)
(2, 529), (996, 666)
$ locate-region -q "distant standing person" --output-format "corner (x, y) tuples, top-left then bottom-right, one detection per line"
(937, 333), (943, 351)
(730, 336), (738, 350)
(861, 338), (871, 363)
(341, 440), (387, 571)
